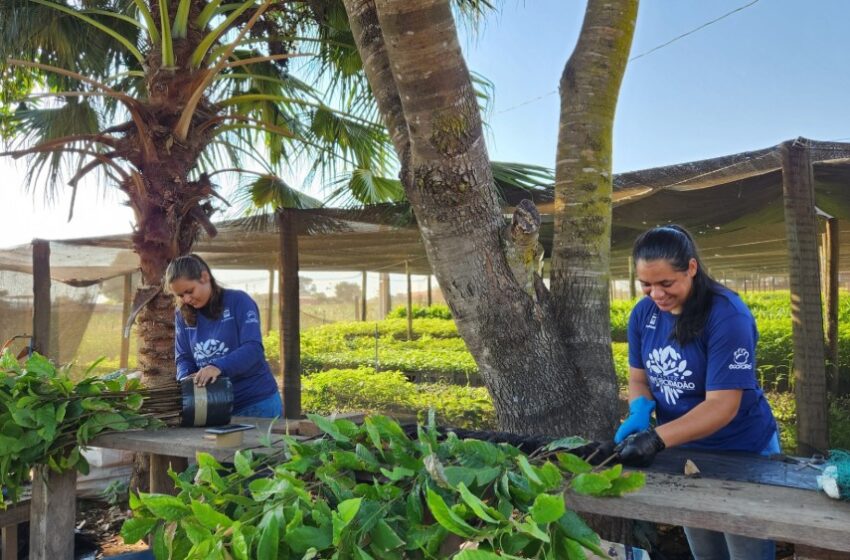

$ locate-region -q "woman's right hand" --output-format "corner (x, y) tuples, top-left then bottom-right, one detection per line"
(614, 395), (656, 443)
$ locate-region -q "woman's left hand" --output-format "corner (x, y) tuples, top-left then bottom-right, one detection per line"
(194, 365), (222, 387)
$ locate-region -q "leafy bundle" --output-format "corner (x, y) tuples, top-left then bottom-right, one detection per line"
(123, 414), (644, 559)
(0, 352), (168, 503)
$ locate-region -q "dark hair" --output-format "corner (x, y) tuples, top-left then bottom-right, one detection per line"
(165, 254), (224, 327)
(632, 225), (725, 346)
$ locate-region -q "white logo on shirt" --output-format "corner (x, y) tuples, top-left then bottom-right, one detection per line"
(646, 345), (695, 405)
(246, 310), (259, 324)
(193, 339), (229, 365)
(729, 348), (753, 370)
(646, 313), (658, 330)
(223, 308), (231, 319)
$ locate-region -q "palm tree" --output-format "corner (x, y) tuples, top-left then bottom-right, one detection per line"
(1, 0), (394, 384)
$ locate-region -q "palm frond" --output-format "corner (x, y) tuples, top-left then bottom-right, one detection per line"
(231, 174), (323, 216)
(325, 169), (404, 207)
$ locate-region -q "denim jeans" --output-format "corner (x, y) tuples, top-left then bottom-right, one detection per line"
(233, 392), (283, 418)
(683, 431), (780, 560)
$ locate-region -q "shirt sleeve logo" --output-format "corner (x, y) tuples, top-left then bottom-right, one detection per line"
(646, 345), (695, 405)
(245, 310), (259, 324)
(729, 348), (753, 370)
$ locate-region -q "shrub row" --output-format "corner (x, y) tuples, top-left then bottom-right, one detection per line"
(298, 368), (850, 452)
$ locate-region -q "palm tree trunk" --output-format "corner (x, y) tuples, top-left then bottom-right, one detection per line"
(343, 0), (609, 438)
(550, 0), (638, 435)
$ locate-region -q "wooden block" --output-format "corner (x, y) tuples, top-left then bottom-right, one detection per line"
(203, 431), (245, 447)
(297, 420), (321, 437)
(2, 524), (18, 560)
(149, 455), (188, 496)
(29, 466), (76, 560)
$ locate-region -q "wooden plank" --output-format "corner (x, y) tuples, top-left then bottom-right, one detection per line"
(31, 240), (50, 357)
(796, 545), (850, 559)
(119, 273), (132, 369)
(29, 466), (76, 560)
(149, 455), (188, 495)
(360, 270), (367, 322)
(566, 472), (850, 552)
(825, 217), (840, 395)
(91, 417), (303, 462)
(405, 261), (413, 340)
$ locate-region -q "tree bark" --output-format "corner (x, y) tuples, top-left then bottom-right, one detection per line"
(551, 0), (638, 437)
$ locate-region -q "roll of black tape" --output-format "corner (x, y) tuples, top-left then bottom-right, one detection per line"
(180, 376), (234, 427)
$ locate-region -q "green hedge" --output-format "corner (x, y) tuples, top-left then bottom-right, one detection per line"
(301, 367), (495, 430)
(386, 304), (453, 320)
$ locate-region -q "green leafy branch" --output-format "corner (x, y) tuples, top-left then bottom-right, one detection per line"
(0, 351), (164, 504)
(124, 413), (644, 559)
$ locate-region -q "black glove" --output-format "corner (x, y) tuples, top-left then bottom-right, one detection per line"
(615, 428), (666, 468)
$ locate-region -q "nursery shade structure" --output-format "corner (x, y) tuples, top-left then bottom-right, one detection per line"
(1, 137), (848, 448)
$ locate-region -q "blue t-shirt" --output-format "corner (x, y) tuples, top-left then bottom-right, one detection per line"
(627, 289), (777, 452)
(175, 289), (278, 412)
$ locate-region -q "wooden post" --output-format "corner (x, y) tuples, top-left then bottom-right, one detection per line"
(149, 454), (188, 495)
(825, 217), (840, 395)
(405, 262), (413, 341)
(360, 270), (367, 322)
(380, 272), (391, 318)
(427, 274), (433, 307)
(119, 273), (132, 369)
(32, 239), (50, 357)
(781, 140), (829, 454)
(628, 256), (636, 299)
(266, 269), (274, 335)
(278, 209), (301, 419)
(29, 466), (75, 560)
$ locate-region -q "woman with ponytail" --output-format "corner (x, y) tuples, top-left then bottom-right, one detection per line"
(614, 225), (778, 559)
(166, 255), (282, 418)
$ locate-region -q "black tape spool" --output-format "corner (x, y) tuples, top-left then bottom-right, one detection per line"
(180, 376), (234, 427)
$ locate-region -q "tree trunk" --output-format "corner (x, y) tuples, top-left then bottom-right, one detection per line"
(340, 0), (627, 439)
(551, 0), (638, 438)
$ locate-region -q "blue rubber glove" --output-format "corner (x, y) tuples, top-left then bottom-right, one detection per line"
(614, 396), (656, 444)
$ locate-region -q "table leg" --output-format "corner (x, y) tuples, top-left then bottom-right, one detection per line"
(149, 454), (188, 495)
(2, 524), (18, 560)
(29, 466), (76, 560)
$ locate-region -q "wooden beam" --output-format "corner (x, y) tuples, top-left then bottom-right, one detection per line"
(825, 217), (840, 395)
(427, 275), (432, 307)
(119, 273), (132, 370)
(380, 272), (391, 318)
(31, 239), (50, 357)
(781, 140), (829, 454)
(29, 466), (75, 560)
(360, 270), (367, 322)
(278, 209), (301, 419)
(628, 256), (636, 299)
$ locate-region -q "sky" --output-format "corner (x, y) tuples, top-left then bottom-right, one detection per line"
(2, 0), (850, 253)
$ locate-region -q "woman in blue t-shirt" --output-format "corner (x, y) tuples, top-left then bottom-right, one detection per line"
(615, 225), (779, 560)
(165, 254), (282, 418)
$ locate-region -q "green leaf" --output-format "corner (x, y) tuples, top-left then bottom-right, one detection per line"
(557, 453), (593, 475)
(444, 466), (477, 488)
(516, 455), (543, 486)
(190, 501), (232, 530)
(24, 353), (55, 377)
(380, 466), (415, 482)
(455, 550), (504, 560)
(370, 519), (405, 552)
(121, 517), (158, 544)
(545, 436), (590, 452)
(456, 482), (502, 523)
(307, 413), (350, 442)
(286, 526), (332, 553)
(337, 497), (362, 524)
(556, 511), (605, 557)
(600, 471), (645, 496)
(513, 519), (550, 543)
(475, 466), (502, 486)
(529, 494), (565, 525)
(158, 0), (175, 66)
(570, 473), (613, 496)
(152, 523), (169, 559)
(140, 494), (192, 521)
(425, 488), (476, 538)
(257, 511), (280, 560)
(233, 450), (255, 477)
(230, 523), (249, 560)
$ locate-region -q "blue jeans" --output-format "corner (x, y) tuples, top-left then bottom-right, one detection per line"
(233, 392), (283, 418)
(683, 431), (780, 560)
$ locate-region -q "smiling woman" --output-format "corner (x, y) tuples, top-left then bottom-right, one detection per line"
(617, 224), (780, 560)
(165, 254), (281, 419)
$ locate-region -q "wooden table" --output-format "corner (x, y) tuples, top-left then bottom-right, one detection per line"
(27, 417), (300, 560)
(26, 423), (850, 559)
